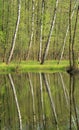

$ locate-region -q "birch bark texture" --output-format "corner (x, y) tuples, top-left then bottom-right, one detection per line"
(41, 0), (59, 64)
(26, 0), (35, 60)
(7, 0), (21, 63)
(39, 0), (44, 62)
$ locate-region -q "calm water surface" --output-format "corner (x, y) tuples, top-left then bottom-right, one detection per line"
(0, 72), (79, 130)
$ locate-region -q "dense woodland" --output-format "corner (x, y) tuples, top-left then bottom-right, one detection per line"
(0, 0), (79, 64)
(1, 1), (79, 129)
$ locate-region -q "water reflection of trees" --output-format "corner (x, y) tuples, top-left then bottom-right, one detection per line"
(8, 74), (22, 130)
(27, 73), (36, 129)
(27, 73), (59, 130)
(0, 72), (79, 130)
(42, 73), (59, 130)
(42, 73), (58, 124)
(39, 73), (45, 127)
(59, 72), (79, 130)
(69, 74), (79, 130)
(0, 74), (22, 130)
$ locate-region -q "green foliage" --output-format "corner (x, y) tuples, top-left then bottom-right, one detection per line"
(0, 86), (5, 95)
(0, 31), (5, 43)
(0, 31), (6, 52)
(0, 0), (79, 62)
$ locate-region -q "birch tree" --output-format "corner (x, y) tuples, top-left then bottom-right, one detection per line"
(68, 1), (79, 70)
(69, 0), (72, 68)
(39, 0), (44, 62)
(1, 0), (5, 62)
(58, 1), (78, 64)
(41, 0), (59, 64)
(7, 0), (21, 63)
(26, 0), (35, 60)
(72, 6), (79, 68)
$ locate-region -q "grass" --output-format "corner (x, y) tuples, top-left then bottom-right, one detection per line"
(0, 60), (70, 74)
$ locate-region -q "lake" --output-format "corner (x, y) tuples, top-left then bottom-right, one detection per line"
(0, 72), (79, 130)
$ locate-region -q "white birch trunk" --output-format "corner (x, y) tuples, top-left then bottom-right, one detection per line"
(58, 1), (77, 64)
(26, 0), (35, 60)
(39, 0), (44, 62)
(7, 0), (21, 63)
(41, 0), (59, 64)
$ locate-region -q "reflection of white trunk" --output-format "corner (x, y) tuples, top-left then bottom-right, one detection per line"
(28, 73), (36, 122)
(41, 0), (59, 64)
(8, 74), (22, 130)
(59, 73), (69, 105)
(72, 76), (79, 129)
(26, 0), (35, 60)
(39, 73), (45, 122)
(59, 73), (76, 129)
(7, 0), (21, 63)
(39, 0), (44, 62)
(58, 1), (77, 64)
(42, 73), (58, 124)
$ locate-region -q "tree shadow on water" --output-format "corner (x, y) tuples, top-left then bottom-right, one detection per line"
(69, 74), (79, 130)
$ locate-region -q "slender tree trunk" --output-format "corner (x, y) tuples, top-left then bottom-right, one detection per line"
(72, 6), (79, 68)
(39, 0), (44, 62)
(58, 1), (78, 64)
(27, 0), (30, 36)
(26, 0), (35, 60)
(41, 0), (59, 64)
(4, 0), (10, 62)
(69, 0), (72, 68)
(69, 1), (79, 70)
(2, 0), (4, 31)
(7, 0), (21, 63)
(2, 0), (5, 62)
(35, 0), (40, 60)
